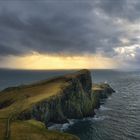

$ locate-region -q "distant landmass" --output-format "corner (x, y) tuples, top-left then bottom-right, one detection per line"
(0, 69), (114, 140)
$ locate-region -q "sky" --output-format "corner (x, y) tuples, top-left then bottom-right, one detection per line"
(0, 0), (140, 70)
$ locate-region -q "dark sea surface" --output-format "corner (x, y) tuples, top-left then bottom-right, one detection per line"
(0, 69), (140, 140)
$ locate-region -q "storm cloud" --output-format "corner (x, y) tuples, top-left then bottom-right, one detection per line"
(0, 0), (140, 69)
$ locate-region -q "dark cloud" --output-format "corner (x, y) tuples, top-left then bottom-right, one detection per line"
(0, 44), (21, 55)
(97, 0), (140, 22)
(0, 1), (98, 55)
(0, 0), (140, 69)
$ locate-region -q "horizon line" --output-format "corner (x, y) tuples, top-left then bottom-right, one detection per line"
(0, 67), (140, 72)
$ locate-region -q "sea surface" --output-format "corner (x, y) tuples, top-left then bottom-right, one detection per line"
(0, 69), (140, 140)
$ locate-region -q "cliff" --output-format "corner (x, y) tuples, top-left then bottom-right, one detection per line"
(92, 83), (115, 99)
(17, 70), (97, 124)
(0, 69), (114, 140)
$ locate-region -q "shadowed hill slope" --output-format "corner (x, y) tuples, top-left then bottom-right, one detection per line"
(0, 69), (114, 140)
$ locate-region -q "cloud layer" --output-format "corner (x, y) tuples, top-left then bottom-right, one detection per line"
(0, 0), (140, 69)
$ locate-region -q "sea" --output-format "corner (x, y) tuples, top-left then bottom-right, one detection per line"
(0, 69), (140, 140)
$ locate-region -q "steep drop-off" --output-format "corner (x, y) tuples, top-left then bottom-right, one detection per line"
(0, 69), (114, 140)
(17, 70), (114, 124)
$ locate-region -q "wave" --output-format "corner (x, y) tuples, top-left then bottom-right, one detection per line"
(48, 119), (77, 131)
(84, 115), (108, 122)
(99, 106), (112, 111)
(48, 115), (108, 131)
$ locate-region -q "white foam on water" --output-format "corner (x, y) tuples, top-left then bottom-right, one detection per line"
(122, 95), (128, 98)
(83, 115), (108, 122)
(48, 106), (110, 131)
(92, 115), (107, 121)
(48, 124), (63, 130)
(60, 123), (70, 131)
(48, 119), (77, 131)
(99, 105), (112, 111)
(48, 115), (108, 131)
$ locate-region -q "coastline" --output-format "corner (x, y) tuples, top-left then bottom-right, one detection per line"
(0, 69), (114, 140)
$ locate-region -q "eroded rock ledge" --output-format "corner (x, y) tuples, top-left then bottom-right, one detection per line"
(18, 69), (115, 125)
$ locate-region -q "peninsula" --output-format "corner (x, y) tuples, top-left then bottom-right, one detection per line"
(0, 69), (114, 140)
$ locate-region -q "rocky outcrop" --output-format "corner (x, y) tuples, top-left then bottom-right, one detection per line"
(92, 83), (115, 99)
(18, 69), (114, 125)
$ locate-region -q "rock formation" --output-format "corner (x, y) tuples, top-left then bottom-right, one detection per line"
(17, 69), (114, 125)
(0, 69), (114, 140)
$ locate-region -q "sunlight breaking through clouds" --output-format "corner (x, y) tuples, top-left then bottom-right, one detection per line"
(114, 44), (140, 58)
(0, 53), (117, 70)
(0, 0), (140, 70)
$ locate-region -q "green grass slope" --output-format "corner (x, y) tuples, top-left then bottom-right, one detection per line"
(0, 70), (114, 140)
(0, 72), (81, 140)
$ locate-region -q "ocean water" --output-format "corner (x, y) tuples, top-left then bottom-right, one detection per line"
(0, 69), (140, 140)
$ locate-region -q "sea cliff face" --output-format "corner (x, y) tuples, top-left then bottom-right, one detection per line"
(0, 69), (114, 140)
(18, 70), (114, 125)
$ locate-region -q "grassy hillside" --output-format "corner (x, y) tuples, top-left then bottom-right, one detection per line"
(0, 70), (114, 140)
(0, 77), (69, 118)
(0, 72), (81, 140)
(10, 119), (79, 140)
(0, 119), (79, 140)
